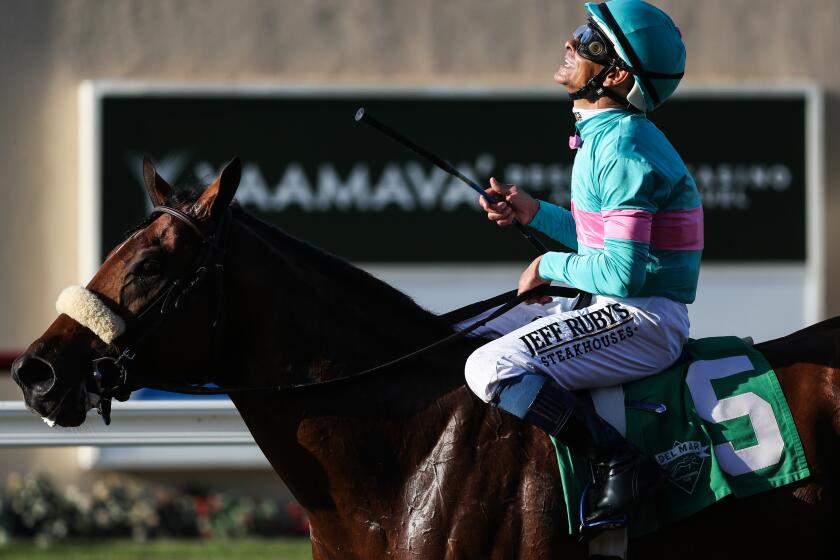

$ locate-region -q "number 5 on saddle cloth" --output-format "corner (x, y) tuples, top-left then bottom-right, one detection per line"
(553, 336), (809, 537)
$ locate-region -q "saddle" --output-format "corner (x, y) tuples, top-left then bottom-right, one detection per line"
(552, 336), (809, 537)
(444, 289), (810, 556)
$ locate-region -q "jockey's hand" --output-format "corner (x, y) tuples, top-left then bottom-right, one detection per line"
(479, 177), (540, 226)
(518, 256), (552, 305)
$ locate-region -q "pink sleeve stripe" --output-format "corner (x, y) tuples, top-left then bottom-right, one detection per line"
(571, 202), (606, 249)
(604, 209), (653, 244)
(571, 203), (704, 251)
(650, 206), (704, 251)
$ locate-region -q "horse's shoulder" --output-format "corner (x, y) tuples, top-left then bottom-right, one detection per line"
(464, 394), (562, 482)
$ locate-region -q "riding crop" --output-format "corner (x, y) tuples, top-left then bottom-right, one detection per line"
(354, 107), (549, 255)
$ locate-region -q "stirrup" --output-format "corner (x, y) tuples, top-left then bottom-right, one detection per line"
(578, 483), (627, 541)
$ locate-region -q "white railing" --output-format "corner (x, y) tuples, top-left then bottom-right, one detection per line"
(0, 400), (254, 447)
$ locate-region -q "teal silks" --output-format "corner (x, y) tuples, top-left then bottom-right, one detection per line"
(532, 110), (702, 304)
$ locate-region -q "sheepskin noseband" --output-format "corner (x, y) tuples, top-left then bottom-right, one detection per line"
(55, 286), (126, 344)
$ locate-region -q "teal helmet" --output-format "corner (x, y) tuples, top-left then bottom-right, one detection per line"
(583, 0), (685, 112)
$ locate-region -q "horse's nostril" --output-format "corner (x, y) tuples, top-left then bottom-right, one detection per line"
(12, 354), (57, 391)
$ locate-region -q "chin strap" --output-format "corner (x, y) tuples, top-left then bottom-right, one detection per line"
(568, 62), (631, 108)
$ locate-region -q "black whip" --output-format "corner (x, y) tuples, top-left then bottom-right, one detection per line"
(354, 107), (548, 255)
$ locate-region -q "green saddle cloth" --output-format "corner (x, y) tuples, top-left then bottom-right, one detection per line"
(551, 336), (810, 537)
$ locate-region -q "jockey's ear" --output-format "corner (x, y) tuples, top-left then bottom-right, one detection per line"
(142, 156), (173, 207)
(193, 157), (242, 223)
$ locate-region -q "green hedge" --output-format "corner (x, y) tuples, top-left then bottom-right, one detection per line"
(0, 538), (313, 559)
(0, 473), (309, 545)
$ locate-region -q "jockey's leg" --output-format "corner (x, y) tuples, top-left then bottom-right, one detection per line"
(496, 373), (664, 535)
(463, 295), (688, 537)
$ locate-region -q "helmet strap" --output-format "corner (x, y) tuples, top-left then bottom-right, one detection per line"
(568, 62), (630, 108)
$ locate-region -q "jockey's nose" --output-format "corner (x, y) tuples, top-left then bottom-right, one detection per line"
(11, 353), (57, 395)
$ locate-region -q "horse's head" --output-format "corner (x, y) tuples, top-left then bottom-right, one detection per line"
(12, 157), (242, 427)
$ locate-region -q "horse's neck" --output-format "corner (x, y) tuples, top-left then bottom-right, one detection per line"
(221, 216), (477, 492)
(220, 217), (566, 556)
(223, 215), (453, 383)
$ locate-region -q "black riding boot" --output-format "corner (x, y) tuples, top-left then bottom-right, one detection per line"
(522, 377), (665, 537)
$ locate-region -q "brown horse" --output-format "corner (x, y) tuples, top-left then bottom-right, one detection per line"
(11, 159), (840, 558)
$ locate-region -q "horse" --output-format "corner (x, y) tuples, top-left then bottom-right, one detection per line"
(11, 158), (840, 558)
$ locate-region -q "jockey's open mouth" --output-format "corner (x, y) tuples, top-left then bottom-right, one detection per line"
(554, 43), (579, 85)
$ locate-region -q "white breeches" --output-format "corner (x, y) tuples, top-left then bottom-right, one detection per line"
(461, 294), (690, 403)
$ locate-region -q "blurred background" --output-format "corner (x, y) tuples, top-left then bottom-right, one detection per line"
(0, 0), (838, 556)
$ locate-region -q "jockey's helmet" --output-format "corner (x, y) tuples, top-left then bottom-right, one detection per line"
(583, 0), (686, 112)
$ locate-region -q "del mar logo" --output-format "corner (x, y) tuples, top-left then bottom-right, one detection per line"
(655, 440), (710, 495)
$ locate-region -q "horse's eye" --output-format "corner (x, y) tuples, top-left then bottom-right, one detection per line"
(137, 259), (163, 277)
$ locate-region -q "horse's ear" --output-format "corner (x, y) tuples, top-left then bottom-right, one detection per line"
(143, 156), (173, 207)
(193, 157), (242, 222)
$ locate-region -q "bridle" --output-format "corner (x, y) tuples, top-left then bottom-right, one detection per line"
(89, 204), (232, 423)
(88, 204), (586, 425)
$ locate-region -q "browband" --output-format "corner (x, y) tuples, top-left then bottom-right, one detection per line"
(153, 206), (208, 242)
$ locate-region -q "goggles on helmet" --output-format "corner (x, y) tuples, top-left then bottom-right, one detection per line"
(573, 20), (619, 64)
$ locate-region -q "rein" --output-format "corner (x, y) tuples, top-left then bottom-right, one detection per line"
(89, 204), (586, 423)
(125, 284), (584, 397)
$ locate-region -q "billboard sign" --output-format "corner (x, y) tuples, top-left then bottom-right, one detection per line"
(82, 84), (813, 270)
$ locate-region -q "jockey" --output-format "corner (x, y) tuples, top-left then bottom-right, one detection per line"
(463, 0), (700, 536)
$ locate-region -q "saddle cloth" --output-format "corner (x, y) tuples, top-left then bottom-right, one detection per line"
(551, 336), (810, 537)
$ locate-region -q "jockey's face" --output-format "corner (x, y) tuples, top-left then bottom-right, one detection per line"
(553, 32), (603, 92)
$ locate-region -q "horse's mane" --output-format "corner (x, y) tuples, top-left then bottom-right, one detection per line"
(163, 186), (460, 356)
(236, 206), (448, 319)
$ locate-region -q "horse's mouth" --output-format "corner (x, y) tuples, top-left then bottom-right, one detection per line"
(37, 384), (97, 428)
